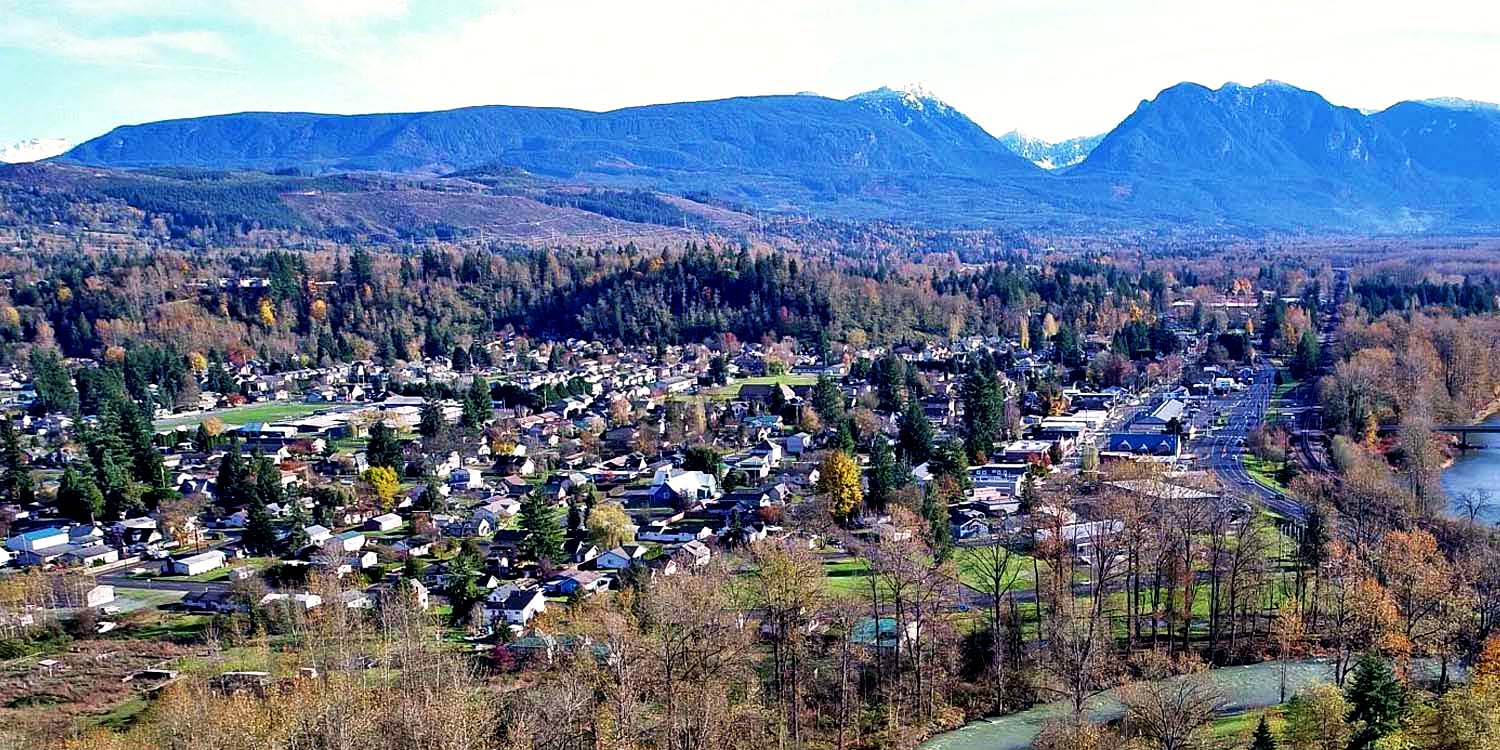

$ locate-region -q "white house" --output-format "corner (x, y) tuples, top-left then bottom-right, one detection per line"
(303, 524), (332, 547)
(366, 513), (402, 532)
(170, 549), (226, 576)
(448, 467), (485, 491)
(330, 530), (366, 552)
(6, 527), (68, 553)
(486, 586), (547, 627)
(261, 592), (323, 611)
(654, 468), (719, 503)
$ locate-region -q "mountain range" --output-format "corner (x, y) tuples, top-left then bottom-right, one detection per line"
(997, 131), (1104, 170)
(42, 81), (1500, 232)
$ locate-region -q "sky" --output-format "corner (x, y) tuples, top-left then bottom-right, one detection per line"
(3, 0), (1500, 147)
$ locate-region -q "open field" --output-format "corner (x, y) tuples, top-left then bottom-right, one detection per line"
(674, 374), (818, 402)
(154, 401), (339, 430)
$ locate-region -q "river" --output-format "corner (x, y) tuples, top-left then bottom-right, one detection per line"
(1442, 414), (1500, 524)
(922, 660), (1336, 750)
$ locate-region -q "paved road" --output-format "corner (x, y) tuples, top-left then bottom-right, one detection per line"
(96, 574), (230, 595)
(1195, 366), (1306, 523)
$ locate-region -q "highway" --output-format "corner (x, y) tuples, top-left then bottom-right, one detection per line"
(1193, 366), (1307, 524)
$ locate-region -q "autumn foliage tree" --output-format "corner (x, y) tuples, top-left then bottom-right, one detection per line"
(816, 450), (864, 522)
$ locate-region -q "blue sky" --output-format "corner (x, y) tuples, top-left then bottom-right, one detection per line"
(3, 0), (1499, 146)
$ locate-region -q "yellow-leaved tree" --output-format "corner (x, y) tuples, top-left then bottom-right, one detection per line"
(816, 450), (863, 522)
(257, 297), (277, 327)
(363, 466), (400, 511)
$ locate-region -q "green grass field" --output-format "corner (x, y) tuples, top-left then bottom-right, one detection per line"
(675, 374), (818, 403)
(821, 557), (873, 596)
(154, 401), (334, 430)
(111, 587), (187, 612)
(1242, 454), (1290, 495)
(954, 546), (1040, 594)
(1205, 706), (1284, 749)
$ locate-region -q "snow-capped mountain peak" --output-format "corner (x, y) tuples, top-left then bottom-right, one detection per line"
(0, 137), (71, 164)
(848, 83), (951, 113)
(997, 130), (1105, 170)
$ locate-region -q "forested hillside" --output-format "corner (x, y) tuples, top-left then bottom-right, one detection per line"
(0, 241), (1200, 382)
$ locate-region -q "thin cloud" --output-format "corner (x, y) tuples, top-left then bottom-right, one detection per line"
(0, 13), (235, 68)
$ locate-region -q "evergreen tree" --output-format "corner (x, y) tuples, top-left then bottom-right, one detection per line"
(0, 417), (33, 504)
(961, 366), (1004, 463)
(117, 397), (163, 485)
(418, 480), (446, 513)
(215, 441), (254, 507)
(929, 438), (971, 489)
(682, 445), (723, 480)
(56, 467), (104, 523)
(192, 422), (216, 453)
(834, 419), (856, 454)
(898, 399), (935, 466)
(811, 373), (845, 423)
(867, 438), (900, 512)
(419, 400), (445, 439)
(252, 451), (283, 506)
(1346, 652), (1403, 750)
(871, 354), (907, 413)
(443, 549), (485, 624)
(518, 491), (565, 562)
(1017, 474), (1040, 515)
(462, 377), (490, 431)
(1291, 329), (1322, 380)
(284, 499), (311, 553)
(28, 347), (77, 415)
(242, 500), (278, 555)
(1250, 714), (1276, 750)
(366, 421), (403, 470)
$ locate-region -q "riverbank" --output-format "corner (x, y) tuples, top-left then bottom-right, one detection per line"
(921, 660), (1337, 750)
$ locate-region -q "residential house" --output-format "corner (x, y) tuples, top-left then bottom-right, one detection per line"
(486, 585), (547, 627)
(170, 549), (227, 576)
(596, 544), (649, 570)
(366, 513), (403, 532)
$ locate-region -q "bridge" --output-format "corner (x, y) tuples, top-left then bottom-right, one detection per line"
(1435, 424), (1500, 448)
(1375, 423), (1500, 447)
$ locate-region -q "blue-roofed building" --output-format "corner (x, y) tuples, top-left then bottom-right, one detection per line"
(1102, 432), (1181, 460)
(6, 526), (69, 553)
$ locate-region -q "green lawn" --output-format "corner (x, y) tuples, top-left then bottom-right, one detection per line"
(1206, 706), (1284, 749)
(1242, 454), (1290, 495)
(154, 400), (334, 430)
(678, 374), (818, 402)
(821, 557), (873, 596)
(111, 587), (187, 612)
(954, 546), (1040, 594)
